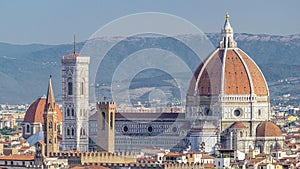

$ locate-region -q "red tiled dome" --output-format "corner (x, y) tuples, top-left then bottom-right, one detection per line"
(188, 14), (268, 97)
(256, 121), (283, 137)
(188, 48), (268, 96)
(23, 97), (62, 123)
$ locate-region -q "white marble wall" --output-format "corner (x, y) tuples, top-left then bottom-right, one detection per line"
(61, 55), (90, 152)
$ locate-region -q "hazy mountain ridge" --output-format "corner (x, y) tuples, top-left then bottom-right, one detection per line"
(0, 33), (299, 104)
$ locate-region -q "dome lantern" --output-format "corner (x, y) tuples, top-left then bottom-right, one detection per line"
(220, 12), (237, 48)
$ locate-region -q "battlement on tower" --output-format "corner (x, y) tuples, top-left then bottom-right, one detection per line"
(49, 151), (137, 164)
(96, 101), (116, 109)
(80, 162), (205, 169)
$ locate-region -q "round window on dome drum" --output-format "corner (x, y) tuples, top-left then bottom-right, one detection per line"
(234, 109), (241, 117)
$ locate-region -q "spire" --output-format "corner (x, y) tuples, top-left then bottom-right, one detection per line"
(219, 12), (237, 48)
(45, 75), (56, 112)
(224, 12), (232, 30)
(73, 34), (76, 54)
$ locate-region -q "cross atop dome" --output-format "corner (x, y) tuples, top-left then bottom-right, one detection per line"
(219, 12), (237, 48)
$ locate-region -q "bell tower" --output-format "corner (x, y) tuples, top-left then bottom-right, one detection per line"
(61, 48), (90, 152)
(43, 76), (59, 156)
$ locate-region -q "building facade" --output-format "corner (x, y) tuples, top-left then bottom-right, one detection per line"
(69, 13), (283, 154)
(89, 110), (190, 152)
(186, 13), (272, 153)
(61, 52), (90, 152)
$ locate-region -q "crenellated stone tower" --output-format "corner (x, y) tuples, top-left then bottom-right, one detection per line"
(61, 51), (90, 152)
(96, 101), (115, 153)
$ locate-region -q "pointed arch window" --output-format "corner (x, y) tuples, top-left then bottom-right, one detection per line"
(80, 128), (86, 136)
(49, 122), (52, 130)
(26, 124), (30, 133)
(258, 109), (262, 116)
(110, 112), (113, 128)
(67, 78), (73, 95)
(102, 112), (105, 130)
(81, 81), (84, 95)
(67, 128), (70, 136)
(72, 128), (75, 136)
(57, 124), (61, 133)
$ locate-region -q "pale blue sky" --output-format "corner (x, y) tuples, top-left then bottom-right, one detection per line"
(0, 0), (299, 44)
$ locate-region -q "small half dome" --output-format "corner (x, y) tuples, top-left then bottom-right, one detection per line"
(256, 121), (283, 137)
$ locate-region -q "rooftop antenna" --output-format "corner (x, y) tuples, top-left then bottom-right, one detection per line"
(73, 34), (76, 54)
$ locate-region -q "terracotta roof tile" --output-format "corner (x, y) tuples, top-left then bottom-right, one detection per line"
(64, 53), (80, 58)
(187, 48), (269, 96)
(0, 154), (34, 161)
(224, 50), (251, 95)
(201, 154), (215, 159)
(255, 153), (272, 157)
(165, 152), (181, 157)
(238, 49), (268, 96)
(229, 122), (248, 129)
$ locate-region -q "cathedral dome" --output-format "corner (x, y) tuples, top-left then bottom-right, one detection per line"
(188, 13), (269, 97)
(256, 121), (283, 137)
(23, 97), (62, 123)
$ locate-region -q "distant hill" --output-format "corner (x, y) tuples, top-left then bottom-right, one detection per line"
(0, 33), (299, 105)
